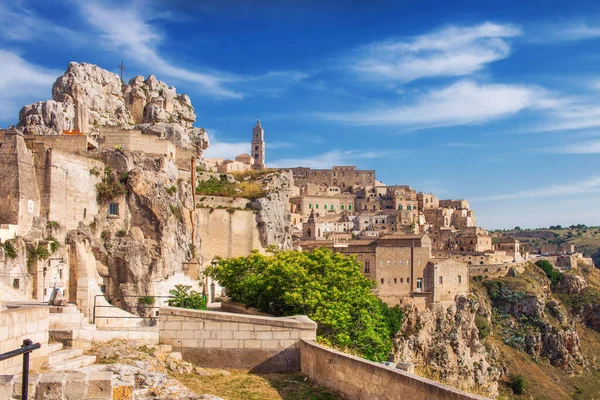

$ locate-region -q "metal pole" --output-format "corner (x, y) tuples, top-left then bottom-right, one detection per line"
(21, 339), (32, 400)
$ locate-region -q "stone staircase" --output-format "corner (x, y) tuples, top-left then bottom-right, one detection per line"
(49, 304), (159, 349)
(45, 342), (97, 371)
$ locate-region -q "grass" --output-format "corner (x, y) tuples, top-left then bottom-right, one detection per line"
(174, 370), (339, 400)
(196, 174), (266, 200)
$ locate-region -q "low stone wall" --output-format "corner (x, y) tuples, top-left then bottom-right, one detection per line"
(468, 262), (526, 279)
(0, 306), (49, 374)
(220, 301), (273, 316)
(300, 340), (488, 400)
(159, 307), (317, 372)
(0, 372), (112, 399)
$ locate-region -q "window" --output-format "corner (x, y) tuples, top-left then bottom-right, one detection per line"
(348, 205), (352, 210)
(439, 276), (443, 285)
(416, 278), (422, 290)
(255, 146), (258, 151)
(364, 261), (370, 273)
(407, 278), (410, 283)
(309, 203), (312, 209)
(398, 205), (403, 210)
(324, 205), (327, 210)
(341, 205), (344, 210)
(83, 208), (87, 219)
(394, 278), (397, 284)
(59, 269), (63, 279)
(399, 260), (403, 266)
(316, 204), (319, 209)
(401, 278), (403, 283)
(109, 203), (119, 216)
(387, 260), (390, 266)
(380, 279), (384, 284)
(330, 205), (334, 210)
(387, 279), (391, 284)
(407, 205), (412, 211)
(458, 275), (462, 284)
(255, 153), (259, 158)
(13, 279), (19, 289)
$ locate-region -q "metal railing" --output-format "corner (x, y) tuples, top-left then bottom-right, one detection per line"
(92, 295), (175, 325)
(0, 339), (41, 400)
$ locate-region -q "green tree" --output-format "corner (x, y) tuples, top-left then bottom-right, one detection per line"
(535, 260), (563, 287)
(207, 248), (404, 361)
(167, 284), (206, 310)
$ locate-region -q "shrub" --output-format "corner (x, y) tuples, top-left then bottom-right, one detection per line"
(2, 242), (17, 259)
(96, 167), (126, 203)
(475, 315), (492, 340)
(535, 260), (563, 286)
(89, 167), (101, 177)
(47, 237), (61, 253)
(166, 185), (177, 195)
(509, 374), (526, 395)
(239, 181), (265, 199)
(46, 221), (61, 230)
(101, 230), (112, 242)
(196, 175), (237, 197)
(170, 204), (183, 222)
(27, 244), (50, 264)
(207, 248), (404, 362)
(137, 296), (155, 306)
(115, 229), (127, 238)
(167, 285), (206, 310)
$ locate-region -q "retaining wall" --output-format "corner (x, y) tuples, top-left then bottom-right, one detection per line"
(159, 307), (316, 372)
(300, 340), (488, 400)
(468, 262), (527, 279)
(0, 306), (49, 374)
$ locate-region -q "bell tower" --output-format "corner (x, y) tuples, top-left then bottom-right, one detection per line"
(251, 118), (265, 170)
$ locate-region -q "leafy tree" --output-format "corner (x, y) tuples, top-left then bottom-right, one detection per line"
(207, 248), (404, 361)
(535, 260), (563, 287)
(167, 284), (206, 310)
(509, 374), (526, 395)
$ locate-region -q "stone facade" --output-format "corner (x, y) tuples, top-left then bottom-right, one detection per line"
(290, 166), (376, 188)
(159, 307), (317, 372)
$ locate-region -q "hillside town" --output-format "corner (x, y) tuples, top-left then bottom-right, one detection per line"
(0, 62), (597, 400)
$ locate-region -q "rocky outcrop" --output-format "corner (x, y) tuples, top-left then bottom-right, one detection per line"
(250, 171), (294, 250)
(17, 62), (207, 151)
(393, 296), (500, 398)
(557, 273), (587, 295)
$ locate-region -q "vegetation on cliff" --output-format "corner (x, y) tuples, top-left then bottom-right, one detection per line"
(207, 248), (403, 361)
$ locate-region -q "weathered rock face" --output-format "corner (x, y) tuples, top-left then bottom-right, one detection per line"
(557, 273), (587, 295)
(393, 296), (500, 398)
(17, 62), (206, 151)
(250, 171), (294, 250)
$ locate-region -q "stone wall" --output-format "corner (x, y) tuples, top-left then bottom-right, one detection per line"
(196, 208), (264, 262)
(159, 307), (317, 372)
(0, 306), (49, 374)
(24, 134), (94, 153)
(100, 127), (177, 159)
(300, 340), (488, 400)
(468, 262), (527, 279)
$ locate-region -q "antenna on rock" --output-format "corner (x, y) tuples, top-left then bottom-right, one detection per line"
(118, 61), (125, 82)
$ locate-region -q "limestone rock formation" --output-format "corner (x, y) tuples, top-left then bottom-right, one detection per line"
(557, 273), (587, 295)
(17, 62), (207, 151)
(250, 170), (294, 250)
(393, 297), (500, 398)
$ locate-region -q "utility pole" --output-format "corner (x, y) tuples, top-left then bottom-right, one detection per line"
(118, 61), (125, 82)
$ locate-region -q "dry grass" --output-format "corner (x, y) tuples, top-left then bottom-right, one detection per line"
(239, 181), (265, 199)
(174, 369), (339, 400)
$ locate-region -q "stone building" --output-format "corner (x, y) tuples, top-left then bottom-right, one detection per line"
(290, 166), (376, 188)
(251, 119), (265, 170)
(494, 237), (522, 262)
(299, 233), (468, 309)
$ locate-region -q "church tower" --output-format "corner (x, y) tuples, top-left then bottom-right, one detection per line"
(251, 119), (265, 170)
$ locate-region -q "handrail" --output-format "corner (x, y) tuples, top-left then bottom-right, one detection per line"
(0, 339), (40, 400)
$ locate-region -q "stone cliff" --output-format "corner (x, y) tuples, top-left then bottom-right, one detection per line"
(18, 62), (208, 152)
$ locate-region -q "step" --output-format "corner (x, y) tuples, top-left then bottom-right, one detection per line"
(47, 342), (63, 354)
(48, 348), (84, 364)
(49, 355), (97, 371)
(75, 364), (107, 374)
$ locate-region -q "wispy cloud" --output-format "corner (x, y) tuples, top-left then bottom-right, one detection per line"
(318, 80), (543, 128)
(537, 138), (600, 154)
(0, 2), (81, 44)
(441, 142), (483, 148)
(270, 149), (404, 169)
(349, 22), (521, 83)
(201, 129), (249, 159)
(0, 50), (58, 120)
(80, 1), (241, 98)
(266, 141), (296, 150)
(472, 176), (600, 202)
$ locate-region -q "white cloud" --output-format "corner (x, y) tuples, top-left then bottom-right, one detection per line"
(472, 176), (600, 202)
(81, 2), (241, 99)
(0, 50), (58, 120)
(0, 2), (81, 44)
(562, 23), (600, 40)
(538, 139), (600, 154)
(201, 129), (248, 159)
(319, 80), (540, 128)
(270, 149), (404, 169)
(350, 22), (521, 83)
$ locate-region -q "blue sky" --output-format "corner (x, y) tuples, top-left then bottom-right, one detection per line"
(1, 0), (600, 229)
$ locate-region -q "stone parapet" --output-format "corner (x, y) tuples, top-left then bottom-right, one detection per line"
(159, 307), (316, 372)
(300, 340), (489, 400)
(0, 372), (112, 399)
